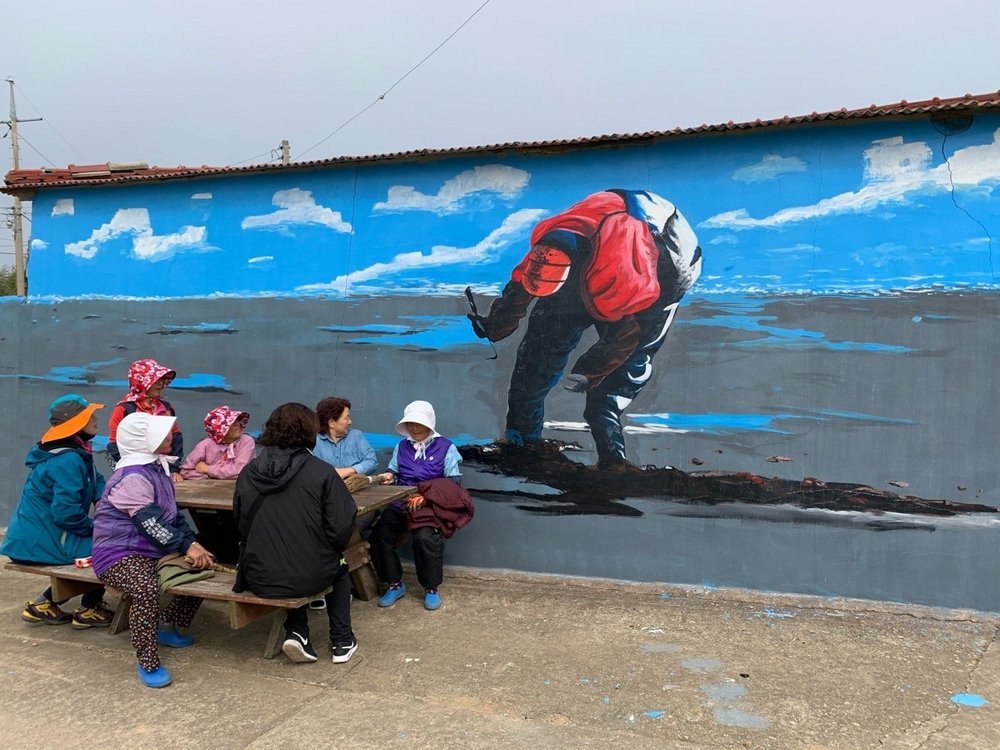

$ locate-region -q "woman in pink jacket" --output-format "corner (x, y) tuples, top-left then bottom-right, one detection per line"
(179, 406), (255, 480)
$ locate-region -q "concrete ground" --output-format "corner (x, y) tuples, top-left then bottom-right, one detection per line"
(0, 562), (997, 750)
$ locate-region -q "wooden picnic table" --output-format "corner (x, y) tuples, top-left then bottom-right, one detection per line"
(173, 480), (415, 601)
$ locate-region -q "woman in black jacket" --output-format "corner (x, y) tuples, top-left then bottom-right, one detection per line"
(234, 403), (359, 664)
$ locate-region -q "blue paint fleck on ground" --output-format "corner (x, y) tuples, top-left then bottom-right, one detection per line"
(701, 683), (747, 701)
(714, 708), (769, 729)
(658, 591), (671, 599)
(642, 710), (665, 719)
(951, 693), (988, 707)
(601, 696), (611, 705)
(681, 658), (723, 671)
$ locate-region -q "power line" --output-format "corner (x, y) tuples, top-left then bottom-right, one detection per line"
(13, 82), (86, 161)
(297, 0), (492, 160)
(15, 132), (57, 167)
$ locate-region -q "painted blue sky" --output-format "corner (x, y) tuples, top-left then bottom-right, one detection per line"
(25, 114), (1000, 299)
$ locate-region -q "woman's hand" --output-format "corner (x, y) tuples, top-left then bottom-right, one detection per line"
(406, 494), (425, 512)
(377, 472), (395, 485)
(185, 541), (215, 569)
(172, 472), (185, 484)
(195, 461), (211, 475)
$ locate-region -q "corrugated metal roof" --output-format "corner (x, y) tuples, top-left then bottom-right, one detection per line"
(5, 90), (1000, 195)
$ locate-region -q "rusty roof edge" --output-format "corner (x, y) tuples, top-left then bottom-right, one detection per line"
(5, 90), (1000, 195)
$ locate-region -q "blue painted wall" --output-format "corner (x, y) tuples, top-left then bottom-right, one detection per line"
(4, 111), (1000, 611)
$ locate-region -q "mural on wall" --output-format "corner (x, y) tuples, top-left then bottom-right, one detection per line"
(466, 189), (702, 468)
(8, 112), (1000, 527)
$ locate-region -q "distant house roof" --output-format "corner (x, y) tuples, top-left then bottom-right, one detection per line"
(5, 91), (1000, 197)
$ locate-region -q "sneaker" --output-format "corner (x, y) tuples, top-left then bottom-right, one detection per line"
(378, 582), (406, 608)
(308, 598), (327, 611)
(22, 600), (72, 625)
(136, 663), (172, 688)
(72, 602), (115, 629)
(331, 636), (358, 664)
(424, 589), (442, 611)
(157, 625), (194, 648)
(282, 631), (318, 663)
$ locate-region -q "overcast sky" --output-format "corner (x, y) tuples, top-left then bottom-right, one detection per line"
(3, 0), (1000, 263)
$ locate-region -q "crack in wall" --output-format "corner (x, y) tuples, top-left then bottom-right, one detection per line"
(940, 133), (995, 280)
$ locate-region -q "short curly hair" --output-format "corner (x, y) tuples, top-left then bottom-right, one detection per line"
(316, 396), (351, 430)
(257, 402), (320, 449)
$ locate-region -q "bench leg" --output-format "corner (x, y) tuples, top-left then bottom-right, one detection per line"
(264, 611), (286, 659)
(346, 527), (381, 601)
(110, 594), (131, 635)
(50, 576), (103, 602)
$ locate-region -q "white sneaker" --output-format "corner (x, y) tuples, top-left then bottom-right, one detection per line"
(282, 632), (318, 663)
(331, 636), (358, 664)
(308, 598), (327, 611)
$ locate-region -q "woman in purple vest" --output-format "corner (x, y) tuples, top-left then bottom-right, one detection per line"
(371, 400), (462, 611)
(92, 412), (214, 688)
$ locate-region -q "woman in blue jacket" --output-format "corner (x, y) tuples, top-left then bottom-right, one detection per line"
(1, 394), (114, 628)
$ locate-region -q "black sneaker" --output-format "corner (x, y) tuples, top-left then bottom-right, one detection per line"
(282, 631), (318, 663)
(331, 636), (358, 664)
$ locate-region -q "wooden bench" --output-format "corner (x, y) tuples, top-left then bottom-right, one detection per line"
(4, 561), (328, 659)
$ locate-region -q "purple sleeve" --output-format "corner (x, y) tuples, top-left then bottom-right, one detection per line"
(105, 473), (157, 517)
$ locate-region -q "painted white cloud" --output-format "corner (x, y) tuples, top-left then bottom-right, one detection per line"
(248, 255), (273, 264)
(191, 192), (212, 200)
(372, 165), (530, 215)
(702, 128), (1000, 230)
(64, 207), (209, 261)
(52, 199), (74, 216)
(241, 188), (351, 232)
(132, 225), (207, 260)
(30, 238), (48, 250)
(298, 208), (546, 292)
(732, 155), (806, 183)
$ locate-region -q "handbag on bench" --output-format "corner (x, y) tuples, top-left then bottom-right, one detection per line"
(156, 552), (215, 592)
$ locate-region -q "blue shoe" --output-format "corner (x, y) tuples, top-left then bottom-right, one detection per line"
(136, 663), (172, 688)
(157, 625), (194, 648)
(424, 590), (441, 610)
(378, 582), (406, 608)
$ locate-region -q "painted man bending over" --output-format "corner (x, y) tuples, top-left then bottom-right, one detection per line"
(468, 189), (702, 466)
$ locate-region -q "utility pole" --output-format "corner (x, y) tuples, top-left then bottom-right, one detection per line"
(280, 139), (290, 166)
(3, 78), (42, 296)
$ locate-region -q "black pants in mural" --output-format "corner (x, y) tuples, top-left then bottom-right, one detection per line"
(505, 292), (680, 465)
(371, 506), (445, 591)
(284, 563), (353, 645)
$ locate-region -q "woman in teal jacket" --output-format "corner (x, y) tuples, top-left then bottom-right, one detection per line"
(1, 394), (114, 628)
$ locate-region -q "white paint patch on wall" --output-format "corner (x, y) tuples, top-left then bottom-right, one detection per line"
(51, 199), (74, 216)
(191, 192), (213, 200)
(241, 188), (352, 233)
(30, 238), (48, 250)
(64, 207), (209, 261)
(299, 208), (545, 291)
(373, 164), (530, 215)
(702, 128), (1000, 229)
(732, 154), (806, 183)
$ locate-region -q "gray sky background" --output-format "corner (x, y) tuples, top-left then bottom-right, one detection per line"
(3, 0), (1000, 264)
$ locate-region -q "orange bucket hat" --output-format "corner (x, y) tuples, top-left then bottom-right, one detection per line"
(41, 394), (104, 443)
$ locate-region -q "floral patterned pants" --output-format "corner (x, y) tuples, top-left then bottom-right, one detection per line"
(99, 554), (202, 670)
